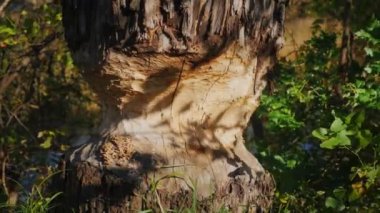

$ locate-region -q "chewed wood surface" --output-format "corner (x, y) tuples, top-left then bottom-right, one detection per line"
(56, 0), (286, 212)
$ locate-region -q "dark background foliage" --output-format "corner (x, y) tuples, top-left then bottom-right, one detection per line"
(0, 1), (100, 210)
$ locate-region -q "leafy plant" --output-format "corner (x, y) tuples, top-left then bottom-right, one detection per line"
(0, 2), (99, 209)
(253, 18), (380, 212)
(0, 172), (62, 213)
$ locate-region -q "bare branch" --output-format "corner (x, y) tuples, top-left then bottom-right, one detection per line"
(0, 0), (11, 17)
(1, 156), (9, 197)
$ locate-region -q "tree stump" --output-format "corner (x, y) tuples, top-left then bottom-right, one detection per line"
(57, 0), (287, 212)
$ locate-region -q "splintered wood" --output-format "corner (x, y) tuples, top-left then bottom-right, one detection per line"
(59, 0), (287, 212)
(100, 135), (134, 167)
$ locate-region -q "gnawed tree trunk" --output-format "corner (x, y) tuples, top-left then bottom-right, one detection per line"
(58, 0), (286, 212)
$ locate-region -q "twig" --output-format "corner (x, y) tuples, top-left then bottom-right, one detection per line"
(156, 164), (192, 169)
(344, 147), (364, 166)
(155, 190), (165, 213)
(0, 0), (11, 17)
(2, 156), (9, 197)
(170, 59), (186, 116)
(0, 104), (3, 128)
(0, 72), (18, 96)
(4, 105), (37, 141)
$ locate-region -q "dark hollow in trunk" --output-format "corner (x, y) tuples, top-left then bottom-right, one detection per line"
(55, 0), (287, 212)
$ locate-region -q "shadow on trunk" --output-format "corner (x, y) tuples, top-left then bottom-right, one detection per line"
(52, 0), (288, 212)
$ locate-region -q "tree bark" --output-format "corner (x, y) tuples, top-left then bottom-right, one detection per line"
(339, 0), (353, 81)
(57, 0), (286, 212)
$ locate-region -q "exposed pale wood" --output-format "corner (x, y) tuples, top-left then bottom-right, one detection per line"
(57, 0), (287, 212)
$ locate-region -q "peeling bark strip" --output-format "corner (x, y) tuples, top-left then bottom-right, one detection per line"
(58, 0), (286, 212)
(62, 0), (286, 67)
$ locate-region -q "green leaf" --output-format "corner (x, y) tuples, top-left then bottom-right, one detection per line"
(356, 30), (373, 42)
(320, 137), (340, 149)
(40, 137), (52, 149)
(330, 118), (346, 132)
(259, 151), (267, 157)
(368, 19), (380, 31)
(286, 159), (298, 169)
(357, 130), (372, 149)
(325, 197), (345, 211)
(0, 25), (16, 37)
(348, 188), (362, 202)
(325, 197), (338, 208)
(312, 128), (329, 140)
(316, 191), (325, 196)
(364, 47), (374, 57)
(274, 155), (286, 165)
(364, 66), (372, 73)
(355, 110), (366, 127)
(320, 133), (351, 149)
(345, 111), (356, 125)
(365, 167), (380, 189)
(336, 132), (351, 146)
(333, 187), (346, 200)
(340, 129), (355, 136)
(357, 90), (372, 103)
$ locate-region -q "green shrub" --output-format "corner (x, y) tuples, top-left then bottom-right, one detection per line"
(254, 19), (380, 212)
